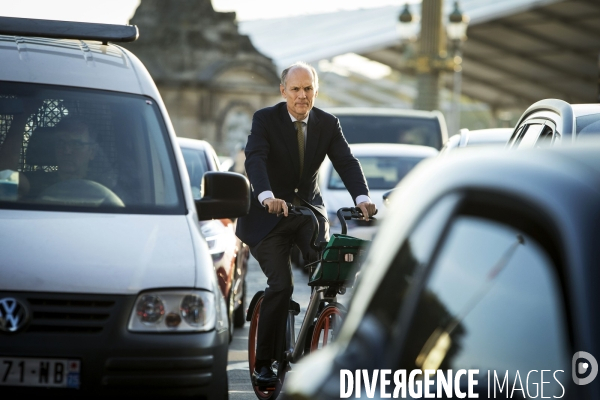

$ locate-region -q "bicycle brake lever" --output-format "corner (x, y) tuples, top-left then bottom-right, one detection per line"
(353, 207), (378, 219)
(286, 202), (302, 216)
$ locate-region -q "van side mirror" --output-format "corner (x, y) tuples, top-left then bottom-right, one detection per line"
(195, 172), (250, 220)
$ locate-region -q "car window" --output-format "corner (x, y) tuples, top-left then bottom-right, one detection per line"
(328, 155), (425, 190)
(535, 125), (556, 148)
(507, 124), (526, 147)
(398, 215), (570, 396)
(511, 113), (561, 149)
(360, 194), (459, 332)
(0, 81), (184, 214)
(515, 123), (545, 148)
(180, 147), (209, 200)
(336, 115), (442, 150)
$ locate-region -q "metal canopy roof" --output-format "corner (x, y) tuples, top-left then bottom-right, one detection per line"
(239, 0), (600, 111)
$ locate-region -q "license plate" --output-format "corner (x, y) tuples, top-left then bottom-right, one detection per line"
(0, 357), (80, 388)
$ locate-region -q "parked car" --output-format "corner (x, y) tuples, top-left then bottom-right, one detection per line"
(507, 98), (600, 149)
(319, 143), (438, 240)
(439, 127), (513, 155)
(284, 141), (600, 399)
(325, 107), (448, 150)
(177, 137), (250, 341)
(0, 17), (249, 399)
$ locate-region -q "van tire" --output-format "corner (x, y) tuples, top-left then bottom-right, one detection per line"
(210, 372), (229, 400)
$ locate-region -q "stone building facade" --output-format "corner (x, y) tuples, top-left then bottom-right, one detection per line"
(124, 0), (281, 156)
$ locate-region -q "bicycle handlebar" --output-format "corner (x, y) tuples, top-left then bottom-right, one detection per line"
(286, 203), (377, 247)
(286, 203), (321, 252)
(336, 207), (377, 235)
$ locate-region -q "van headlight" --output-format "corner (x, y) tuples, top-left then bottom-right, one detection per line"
(128, 290), (216, 332)
(200, 220), (228, 262)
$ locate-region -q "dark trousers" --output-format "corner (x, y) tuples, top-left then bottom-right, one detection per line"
(250, 213), (328, 363)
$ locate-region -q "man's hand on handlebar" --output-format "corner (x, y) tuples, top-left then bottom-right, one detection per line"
(357, 201), (377, 222)
(263, 198), (289, 217)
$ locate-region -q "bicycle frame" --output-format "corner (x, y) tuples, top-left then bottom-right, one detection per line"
(281, 204), (370, 363)
(285, 286), (337, 363)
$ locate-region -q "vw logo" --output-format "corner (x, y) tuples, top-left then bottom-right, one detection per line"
(0, 297), (29, 333)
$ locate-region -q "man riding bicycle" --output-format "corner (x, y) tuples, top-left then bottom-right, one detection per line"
(235, 61), (377, 387)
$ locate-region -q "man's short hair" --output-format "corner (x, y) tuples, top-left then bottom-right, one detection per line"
(56, 115), (96, 142)
(280, 62), (319, 91)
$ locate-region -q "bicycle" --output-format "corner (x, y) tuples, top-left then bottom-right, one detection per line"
(246, 204), (374, 400)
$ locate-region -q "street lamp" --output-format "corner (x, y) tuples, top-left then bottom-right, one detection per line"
(447, 1), (470, 135)
(397, 1), (469, 132)
(447, 2), (469, 42)
(396, 3), (417, 41)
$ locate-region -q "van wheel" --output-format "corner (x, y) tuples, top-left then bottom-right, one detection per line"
(210, 372), (229, 400)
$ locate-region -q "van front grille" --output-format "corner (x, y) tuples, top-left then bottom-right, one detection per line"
(28, 298), (115, 308)
(26, 325), (104, 334)
(25, 293), (118, 334)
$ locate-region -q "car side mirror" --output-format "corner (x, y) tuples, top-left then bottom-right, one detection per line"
(195, 171), (250, 220)
(382, 189), (395, 207)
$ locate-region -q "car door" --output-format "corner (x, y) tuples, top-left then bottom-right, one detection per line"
(389, 197), (572, 398)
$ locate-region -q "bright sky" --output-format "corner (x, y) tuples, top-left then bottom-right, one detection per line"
(212, 0), (411, 21)
(0, 0), (408, 80)
(0, 0), (410, 24)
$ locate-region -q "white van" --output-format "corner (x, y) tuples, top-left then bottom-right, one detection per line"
(0, 17), (249, 399)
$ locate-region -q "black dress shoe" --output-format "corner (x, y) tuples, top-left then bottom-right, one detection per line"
(252, 365), (279, 387)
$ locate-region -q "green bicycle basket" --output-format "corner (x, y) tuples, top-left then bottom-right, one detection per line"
(308, 233), (370, 286)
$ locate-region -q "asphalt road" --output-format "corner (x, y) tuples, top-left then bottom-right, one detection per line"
(227, 255), (353, 399)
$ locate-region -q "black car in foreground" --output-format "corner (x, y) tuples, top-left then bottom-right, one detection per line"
(283, 139), (600, 399)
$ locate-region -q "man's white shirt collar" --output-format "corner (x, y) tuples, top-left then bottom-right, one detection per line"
(289, 112), (309, 124)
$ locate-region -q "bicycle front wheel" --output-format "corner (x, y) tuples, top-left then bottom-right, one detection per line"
(248, 295), (287, 400)
(310, 302), (346, 351)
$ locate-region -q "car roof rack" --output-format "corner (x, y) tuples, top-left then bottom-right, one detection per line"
(0, 16), (138, 44)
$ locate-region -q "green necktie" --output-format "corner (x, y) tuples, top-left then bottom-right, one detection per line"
(295, 120), (305, 176)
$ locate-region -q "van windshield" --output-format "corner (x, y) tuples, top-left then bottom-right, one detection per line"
(337, 115), (443, 150)
(0, 81), (185, 214)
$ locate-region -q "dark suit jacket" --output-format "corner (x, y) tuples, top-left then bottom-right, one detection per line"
(235, 102), (369, 248)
